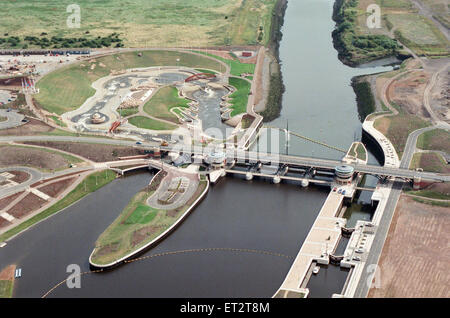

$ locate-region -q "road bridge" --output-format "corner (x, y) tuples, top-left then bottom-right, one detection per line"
(0, 135), (448, 183)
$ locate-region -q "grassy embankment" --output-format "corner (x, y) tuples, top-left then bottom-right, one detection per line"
(332, 0), (401, 66)
(409, 129), (450, 174)
(0, 0), (278, 47)
(194, 51), (255, 77)
(0, 116), (6, 122)
(35, 50), (222, 115)
(90, 175), (208, 265)
(228, 77), (251, 117)
(258, 0), (287, 122)
(352, 76), (376, 121)
(0, 170), (116, 242)
(142, 86), (190, 125)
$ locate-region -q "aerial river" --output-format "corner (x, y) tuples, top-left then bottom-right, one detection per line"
(1, 0), (394, 297)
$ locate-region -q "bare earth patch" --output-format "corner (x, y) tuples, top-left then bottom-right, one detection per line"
(37, 177), (77, 198)
(0, 146), (70, 171)
(0, 192), (24, 211)
(369, 195), (450, 298)
(22, 141), (147, 163)
(7, 193), (47, 219)
(0, 118), (54, 136)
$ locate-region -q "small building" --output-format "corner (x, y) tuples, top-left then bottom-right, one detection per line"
(334, 165), (354, 185)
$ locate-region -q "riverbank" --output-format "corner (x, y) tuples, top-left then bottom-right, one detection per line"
(332, 0), (402, 67)
(257, 0), (287, 122)
(0, 170), (116, 242)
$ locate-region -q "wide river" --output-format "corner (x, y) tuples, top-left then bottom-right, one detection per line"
(1, 0), (392, 297)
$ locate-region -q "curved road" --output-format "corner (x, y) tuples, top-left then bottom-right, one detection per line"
(0, 109), (25, 130)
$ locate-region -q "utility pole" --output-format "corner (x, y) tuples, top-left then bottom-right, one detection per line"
(285, 119), (290, 155)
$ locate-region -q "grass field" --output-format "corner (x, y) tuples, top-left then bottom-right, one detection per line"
(90, 177), (208, 265)
(0, 0), (277, 47)
(35, 50), (223, 115)
(128, 116), (177, 131)
(228, 77), (251, 117)
(387, 13), (450, 56)
(410, 152), (449, 173)
(196, 51), (255, 76)
(0, 116), (7, 122)
(118, 107), (139, 118)
(416, 128), (450, 153)
(143, 86), (190, 123)
(0, 170), (116, 242)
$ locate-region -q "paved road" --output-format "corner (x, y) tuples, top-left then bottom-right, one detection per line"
(0, 135), (448, 182)
(0, 109), (25, 130)
(0, 166), (42, 198)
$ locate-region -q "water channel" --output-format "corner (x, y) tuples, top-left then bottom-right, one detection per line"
(1, 0), (395, 297)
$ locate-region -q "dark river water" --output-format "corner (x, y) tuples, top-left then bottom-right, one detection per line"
(1, 0), (393, 298)
(252, 0), (392, 161)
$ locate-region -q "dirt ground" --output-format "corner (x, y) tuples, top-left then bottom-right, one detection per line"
(9, 170), (30, 183)
(22, 141), (147, 163)
(0, 118), (54, 136)
(37, 177), (77, 198)
(0, 145), (70, 170)
(0, 265), (15, 281)
(369, 195), (450, 298)
(0, 191), (24, 210)
(430, 64), (450, 122)
(388, 70), (431, 117)
(7, 193), (47, 219)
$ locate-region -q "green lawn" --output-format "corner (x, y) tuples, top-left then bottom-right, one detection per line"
(128, 116), (177, 131)
(0, 280), (13, 298)
(118, 107), (139, 118)
(0, 170), (116, 242)
(195, 51), (256, 76)
(35, 50), (223, 115)
(0, 116), (7, 122)
(143, 86), (190, 123)
(228, 77), (251, 117)
(49, 115), (67, 127)
(407, 189), (450, 201)
(124, 205), (158, 225)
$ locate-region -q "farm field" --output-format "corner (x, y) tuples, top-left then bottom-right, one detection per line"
(35, 50), (223, 115)
(0, 0), (278, 47)
(369, 195), (450, 298)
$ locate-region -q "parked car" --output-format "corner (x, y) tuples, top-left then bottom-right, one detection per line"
(332, 187), (337, 192)
(136, 141), (142, 145)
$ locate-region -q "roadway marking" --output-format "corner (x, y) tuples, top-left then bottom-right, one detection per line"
(0, 212), (16, 222)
